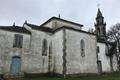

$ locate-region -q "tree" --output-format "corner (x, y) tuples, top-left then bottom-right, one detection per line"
(107, 23), (120, 70)
(107, 23), (120, 52)
(107, 23), (120, 44)
(88, 28), (94, 33)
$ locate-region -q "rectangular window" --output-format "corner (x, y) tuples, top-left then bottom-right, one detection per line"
(13, 34), (23, 48)
(97, 46), (100, 53)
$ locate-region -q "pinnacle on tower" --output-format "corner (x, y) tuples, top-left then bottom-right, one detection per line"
(97, 8), (103, 18)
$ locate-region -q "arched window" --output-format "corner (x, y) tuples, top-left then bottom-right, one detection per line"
(81, 39), (85, 57)
(42, 39), (48, 56)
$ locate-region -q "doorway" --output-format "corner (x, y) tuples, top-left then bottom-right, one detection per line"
(97, 60), (102, 73)
(10, 56), (21, 75)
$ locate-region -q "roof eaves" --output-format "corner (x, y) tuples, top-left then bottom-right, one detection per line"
(0, 26), (31, 34)
(54, 26), (96, 36)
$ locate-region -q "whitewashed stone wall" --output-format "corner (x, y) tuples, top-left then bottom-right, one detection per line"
(97, 42), (111, 72)
(0, 30), (30, 74)
(65, 29), (98, 74)
(24, 25), (64, 74)
(0, 26), (64, 74)
(22, 29), (52, 73)
(52, 30), (64, 74)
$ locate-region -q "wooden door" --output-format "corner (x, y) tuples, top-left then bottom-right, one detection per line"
(10, 56), (21, 75)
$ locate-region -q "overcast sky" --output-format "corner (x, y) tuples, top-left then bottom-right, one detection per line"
(0, 0), (120, 31)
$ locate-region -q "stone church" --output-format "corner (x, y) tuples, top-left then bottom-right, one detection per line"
(0, 8), (119, 77)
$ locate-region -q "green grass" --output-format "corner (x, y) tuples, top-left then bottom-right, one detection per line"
(24, 72), (120, 80)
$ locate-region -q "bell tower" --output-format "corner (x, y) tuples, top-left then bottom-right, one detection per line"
(95, 8), (106, 41)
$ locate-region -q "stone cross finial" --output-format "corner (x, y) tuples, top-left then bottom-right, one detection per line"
(25, 20), (27, 24)
(97, 3), (100, 8)
(58, 14), (61, 18)
(13, 22), (15, 26)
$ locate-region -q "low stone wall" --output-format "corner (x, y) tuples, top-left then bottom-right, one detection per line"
(3, 73), (24, 80)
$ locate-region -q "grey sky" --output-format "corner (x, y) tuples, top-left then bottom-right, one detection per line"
(0, 0), (120, 31)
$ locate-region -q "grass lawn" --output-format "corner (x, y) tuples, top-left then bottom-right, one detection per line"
(24, 72), (120, 80)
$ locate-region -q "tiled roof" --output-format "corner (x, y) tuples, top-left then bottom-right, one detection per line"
(40, 17), (83, 27)
(0, 26), (31, 34)
(0, 16), (83, 34)
(25, 23), (53, 32)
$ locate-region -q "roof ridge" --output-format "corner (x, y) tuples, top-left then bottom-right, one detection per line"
(40, 16), (83, 27)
